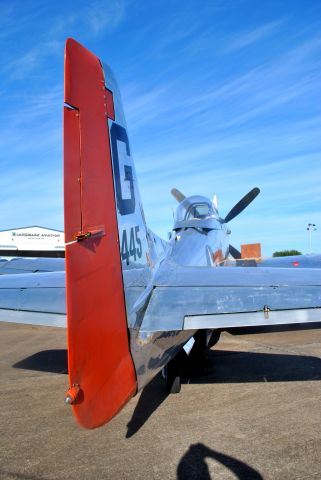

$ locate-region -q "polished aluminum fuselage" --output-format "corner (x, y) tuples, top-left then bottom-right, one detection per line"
(123, 220), (230, 390)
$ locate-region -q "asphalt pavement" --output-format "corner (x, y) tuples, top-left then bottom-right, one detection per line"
(1, 321), (321, 480)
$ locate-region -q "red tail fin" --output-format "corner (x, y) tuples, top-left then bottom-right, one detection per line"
(64, 38), (136, 428)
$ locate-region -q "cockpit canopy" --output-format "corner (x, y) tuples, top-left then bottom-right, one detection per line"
(174, 195), (219, 226)
(186, 203), (213, 220)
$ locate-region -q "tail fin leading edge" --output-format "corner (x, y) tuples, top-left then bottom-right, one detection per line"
(64, 38), (137, 428)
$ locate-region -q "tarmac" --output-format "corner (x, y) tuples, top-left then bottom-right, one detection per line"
(1, 321), (321, 480)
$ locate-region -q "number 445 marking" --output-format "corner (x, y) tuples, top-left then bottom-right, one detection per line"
(121, 226), (142, 265)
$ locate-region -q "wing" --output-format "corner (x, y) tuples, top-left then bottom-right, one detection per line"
(134, 262), (321, 333)
(0, 271), (66, 327)
(0, 257), (65, 274)
(257, 254), (321, 268)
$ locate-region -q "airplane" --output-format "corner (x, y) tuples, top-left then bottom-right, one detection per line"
(0, 38), (320, 429)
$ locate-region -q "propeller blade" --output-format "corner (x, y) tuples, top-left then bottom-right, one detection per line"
(212, 193), (218, 210)
(229, 244), (241, 259)
(224, 187), (260, 223)
(171, 188), (186, 203)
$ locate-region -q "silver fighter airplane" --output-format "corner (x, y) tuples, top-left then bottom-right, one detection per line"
(0, 39), (320, 429)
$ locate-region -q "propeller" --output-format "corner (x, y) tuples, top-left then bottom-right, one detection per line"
(223, 187), (260, 223)
(171, 188), (186, 203)
(229, 244), (241, 259)
(212, 194), (218, 210)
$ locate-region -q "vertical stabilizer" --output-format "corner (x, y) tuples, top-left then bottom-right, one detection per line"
(64, 38), (137, 428)
(102, 63), (151, 271)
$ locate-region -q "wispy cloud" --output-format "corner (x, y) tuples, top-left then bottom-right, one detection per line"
(0, 84), (62, 156)
(4, 43), (64, 80)
(0, 3), (47, 41)
(49, 0), (126, 37)
(0, 167), (63, 230)
(2, 0), (126, 80)
(85, 0), (126, 34)
(223, 19), (285, 53)
(124, 33), (321, 140)
(1, 1), (320, 256)
(123, 84), (173, 127)
(141, 150), (321, 255)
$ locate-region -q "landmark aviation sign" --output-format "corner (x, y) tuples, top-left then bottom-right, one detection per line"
(0, 226), (64, 251)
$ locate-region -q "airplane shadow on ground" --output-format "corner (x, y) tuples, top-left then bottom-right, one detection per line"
(177, 443), (263, 480)
(126, 348), (321, 437)
(193, 348), (321, 384)
(11, 344), (321, 438)
(126, 373), (167, 438)
(0, 471), (52, 480)
(13, 349), (68, 374)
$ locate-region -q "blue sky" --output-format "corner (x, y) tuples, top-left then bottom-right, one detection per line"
(0, 0), (320, 256)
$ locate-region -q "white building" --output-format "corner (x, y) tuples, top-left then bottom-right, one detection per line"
(0, 226), (64, 257)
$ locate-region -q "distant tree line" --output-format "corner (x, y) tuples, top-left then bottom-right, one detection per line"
(272, 250), (302, 257)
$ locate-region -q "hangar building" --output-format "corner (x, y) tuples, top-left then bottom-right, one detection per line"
(0, 226), (65, 257)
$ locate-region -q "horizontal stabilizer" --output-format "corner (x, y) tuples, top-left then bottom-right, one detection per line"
(136, 263), (321, 332)
(0, 257), (65, 274)
(0, 271), (66, 327)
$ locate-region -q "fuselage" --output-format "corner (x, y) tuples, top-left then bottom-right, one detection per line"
(166, 195), (230, 268)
